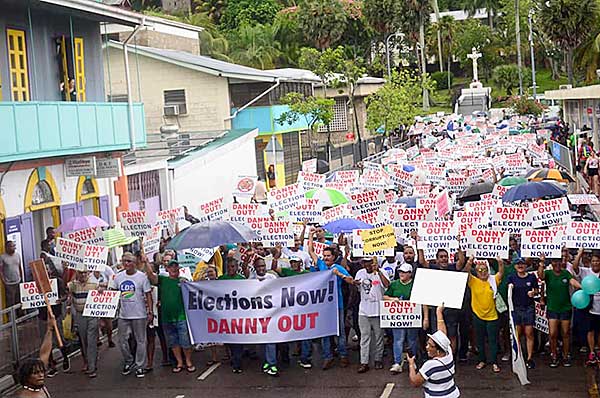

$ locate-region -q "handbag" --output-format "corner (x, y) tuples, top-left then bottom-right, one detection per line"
(62, 312), (75, 341)
(495, 293), (508, 314)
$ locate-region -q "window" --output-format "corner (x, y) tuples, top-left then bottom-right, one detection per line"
(164, 89), (188, 114)
(318, 98), (348, 132)
(73, 38), (86, 101)
(32, 181), (54, 205)
(81, 179), (96, 196)
(107, 94), (129, 102)
(7, 29), (29, 101)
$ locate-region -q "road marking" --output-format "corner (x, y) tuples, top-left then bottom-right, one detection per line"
(175, 395), (185, 398)
(197, 362), (221, 380)
(379, 383), (395, 398)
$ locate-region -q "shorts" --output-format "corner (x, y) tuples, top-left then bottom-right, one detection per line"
(163, 320), (192, 349)
(588, 313), (600, 333)
(547, 310), (572, 321)
(513, 306), (535, 326)
(589, 168), (599, 177)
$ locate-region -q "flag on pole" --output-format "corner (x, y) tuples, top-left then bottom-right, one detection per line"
(508, 285), (530, 385)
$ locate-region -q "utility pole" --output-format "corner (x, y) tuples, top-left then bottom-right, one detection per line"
(528, 9), (537, 99)
(515, 0), (523, 95)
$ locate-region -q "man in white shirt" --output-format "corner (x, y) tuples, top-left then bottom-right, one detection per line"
(355, 257), (389, 373)
(282, 236), (312, 270)
(251, 258), (279, 376)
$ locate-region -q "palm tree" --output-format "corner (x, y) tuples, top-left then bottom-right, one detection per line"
(431, 0), (444, 71)
(296, 0), (348, 50)
(575, 31), (600, 83)
(461, 0), (498, 28)
(404, 0), (431, 110)
(433, 15), (457, 89)
(194, 0), (227, 24)
(228, 23), (281, 69)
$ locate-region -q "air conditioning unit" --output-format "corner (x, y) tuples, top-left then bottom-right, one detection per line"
(559, 84), (572, 90)
(163, 104), (180, 116)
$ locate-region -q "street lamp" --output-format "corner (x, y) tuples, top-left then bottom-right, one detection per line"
(386, 32), (405, 79)
(528, 9), (537, 99)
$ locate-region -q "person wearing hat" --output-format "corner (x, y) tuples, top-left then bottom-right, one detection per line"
(407, 305), (459, 398)
(355, 256), (390, 373)
(384, 263), (426, 374)
(507, 257), (539, 369)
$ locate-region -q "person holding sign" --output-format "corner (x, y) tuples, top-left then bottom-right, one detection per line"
(218, 258), (246, 374)
(67, 270), (102, 378)
(384, 263), (426, 374)
(463, 256), (504, 373)
(407, 305), (460, 398)
(308, 228), (356, 370)
(507, 258), (539, 369)
(355, 256), (390, 373)
(537, 254), (582, 368)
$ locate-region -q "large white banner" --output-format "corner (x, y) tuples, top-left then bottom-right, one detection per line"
(120, 210), (152, 237)
(181, 271), (339, 344)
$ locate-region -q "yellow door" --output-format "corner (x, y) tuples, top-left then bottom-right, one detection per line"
(74, 38), (86, 102)
(6, 29), (29, 101)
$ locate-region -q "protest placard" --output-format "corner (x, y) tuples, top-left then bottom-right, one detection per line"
(435, 190), (450, 218)
(303, 240), (327, 259)
(55, 237), (86, 269)
(388, 165), (416, 193)
(268, 183), (306, 213)
(529, 197), (571, 228)
(83, 290), (120, 318)
(120, 210), (152, 237)
(289, 199), (322, 223)
(413, 185), (431, 197)
(464, 199), (501, 212)
(567, 194), (600, 205)
(564, 221), (600, 249)
(455, 210), (487, 233)
(417, 221), (459, 259)
(258, 220), (294, 247)
(387, 207), (428, 237)
(445, 175), (469, 195)
(302, 159), (317, 173)
(198, 197), (229, 223)
(416, 197), (436, 212)
(490, 206), (532, 234)
(65, 226), (105, 246)
(351, 229), (394, 257)
(156, 207), (184, 233)
(233, 176), (258, 198)
(297, 171), (325, 191)
(334, 170), (360, 183)
(464, 229), (510, 258)
(360, 225), (396, 254)
(143, 225), (162, 257)
(379, 301), (422, 328)
(409, 268), (468, 309)
(322, 204), (352, 224)
(426, 166), (446, 185)
(83, 244), (109, 272)
(182, 271), (338, 344)
(535, 302), (549, 334)
(360, 170), (390, 189)
(349, 190), (386, 216)
(20, 279), (58, 309)
(491, 184), (509, 200)
(229, 203), (267, 223)
(520, 228), (563, 258)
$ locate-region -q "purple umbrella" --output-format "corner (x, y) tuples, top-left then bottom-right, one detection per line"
(56, 215), (109, 233)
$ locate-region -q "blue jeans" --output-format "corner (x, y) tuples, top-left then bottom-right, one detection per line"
(300, 340), (312, 363)
(263, 344), (277, 366)
(392, 328), (419, 364)
(163, 320), (192, 349)
(229, 344), (243, 369)
(322, 308), (347, 360)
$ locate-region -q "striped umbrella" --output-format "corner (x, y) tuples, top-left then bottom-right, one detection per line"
(526, 168), (575, 183)
(305, 188), (349, 207)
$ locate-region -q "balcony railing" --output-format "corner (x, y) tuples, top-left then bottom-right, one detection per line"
(0, 102), (146, 163)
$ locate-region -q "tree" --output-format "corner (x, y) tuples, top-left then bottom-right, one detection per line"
(363, 0), (404, 70)
(228, 24), (281, 69)
(429, 15), (457, 89)
(194, 0), (227, 24)
(492, 64), (531, 95)
(575, 31), (600, 83)
(507, 95), (544, 116)
(296, 0), (348, 50)
(299, 47), (346, 95)
(220, 0), (281, 31)
(402, 0), (432, 110)
(460, 0), (499, 28)
(366, 70), (435, 133)
(536, 0), (600, 86)
(454, 19), (500, 80)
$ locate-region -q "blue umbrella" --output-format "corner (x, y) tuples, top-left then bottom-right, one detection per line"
(394, 196), (417, 208)
(166, 220), (259, 250)
(322, 218), (373, 234)
(402, 164), (415, 172)
(502, 181), (567, 203)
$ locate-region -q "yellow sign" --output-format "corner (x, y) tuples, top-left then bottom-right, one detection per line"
(360, 225), (396, 254)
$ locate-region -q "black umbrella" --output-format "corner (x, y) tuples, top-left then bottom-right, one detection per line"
(457, 181), (494, 202)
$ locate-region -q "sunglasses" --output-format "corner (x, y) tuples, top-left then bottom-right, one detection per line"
(476, 268), (489, 272)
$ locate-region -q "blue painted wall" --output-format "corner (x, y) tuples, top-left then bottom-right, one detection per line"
(232, 105), (310, 136)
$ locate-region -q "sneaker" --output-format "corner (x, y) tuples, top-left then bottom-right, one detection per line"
(62, 355), (71, 372)
(298, 360), (312, 369)
(135, 368), (145, 378)
(580, 346), (589, 354)
(88, 371), (98, 379)
(549, 356), (560, 368)
(322, 358), (334, 370)
(352, 335), (359, 342)
(357, 364), (370, 373)
(122, 364), (134, 375)
(587, 353), (598, 367)
(526, 359), (536, 369)
(501, 353), (510, 362)
(232, 368), (242, 374)
(262, 363), (270, 373)
(266, 365), (279, 376)
(47, 368), (58, 378)
(374, 361), (383, 370)
(563, 356), (572, 367)
(389, 363), (402, 374)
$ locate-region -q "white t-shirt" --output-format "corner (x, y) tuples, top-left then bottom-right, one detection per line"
(576, 267), (600, 315)
(89, 265), (116, 288)
(282, 248), (312, 270)
(355, 268), (386, 317)
(253, 272), (278, 281)
(114, 270), (152, 319)
(380, 260), (398, 281)
(419, 351), (460, 398)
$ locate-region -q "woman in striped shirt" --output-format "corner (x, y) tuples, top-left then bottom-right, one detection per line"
(407, 305), (460, 398)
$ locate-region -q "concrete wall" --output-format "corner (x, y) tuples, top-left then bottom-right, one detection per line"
(0, 5), (105, 101)
(105, 46), (231, 133)
(117, 29), (199, 55)
(170, 131), (259, 210)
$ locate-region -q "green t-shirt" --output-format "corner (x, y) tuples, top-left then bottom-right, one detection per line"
(544, 269), (573, 313)
(280, 268), (310, 277)
(158, 275), (186, 323)
(497, 262), (516, 303)
(385, 279), (413, 300)
(218, 273), (246, 280)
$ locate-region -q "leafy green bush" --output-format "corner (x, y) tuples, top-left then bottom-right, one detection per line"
(507, 95), (545, 116)
(431, 71), (453, 90)
(492, 64), (532, 95)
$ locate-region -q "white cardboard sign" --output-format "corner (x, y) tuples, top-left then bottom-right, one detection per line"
(120, 210), (152, 238)
(380, 301), (423, 328)
(410, 268), (468, 309)
(20, 279), (59, 309)
(464, 229), (510, 258)
(520, 228), (563, 258)
(82, 290), (120, 318)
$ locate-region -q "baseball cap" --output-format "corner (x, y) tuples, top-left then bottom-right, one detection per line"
(514, 257), (526, 264)
(167, 260), (180, 267)
(398, 263), (413, 273)
(289, 256), (302, 263)
(427, 330), (451, 354)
